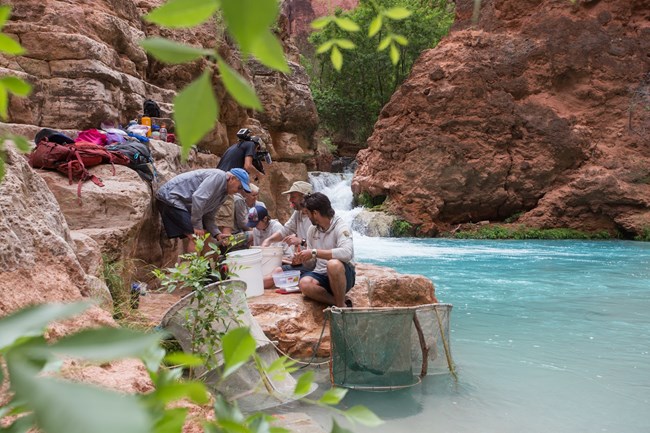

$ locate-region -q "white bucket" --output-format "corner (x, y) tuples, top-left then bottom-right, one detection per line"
(226, 249), (264, 297)
(251, 246), (283, 276)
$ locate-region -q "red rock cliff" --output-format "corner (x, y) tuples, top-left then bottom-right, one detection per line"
(353, 0), (650, 237)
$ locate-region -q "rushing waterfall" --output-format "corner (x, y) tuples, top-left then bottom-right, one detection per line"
(308, 171), (395, 238)
(308, 171), (363, 230)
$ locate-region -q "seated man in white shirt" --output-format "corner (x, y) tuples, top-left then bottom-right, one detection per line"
(292, 192), (355, 307)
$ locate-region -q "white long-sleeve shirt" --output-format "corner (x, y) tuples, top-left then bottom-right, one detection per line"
(305, 215), (354, 275)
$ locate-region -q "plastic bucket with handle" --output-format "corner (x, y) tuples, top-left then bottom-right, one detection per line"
(226, 249), (264, 297)
(251, 246), (284, 276)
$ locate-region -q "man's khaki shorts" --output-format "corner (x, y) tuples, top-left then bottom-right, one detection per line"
(216, 195), (234, 230)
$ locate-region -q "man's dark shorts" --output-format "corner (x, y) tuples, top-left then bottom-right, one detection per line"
(281, 263), (313, 275)
(301, 262), (356, 294)
(158, 200), (192, 238)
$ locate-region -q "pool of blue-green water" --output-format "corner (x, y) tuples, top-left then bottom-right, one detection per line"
(285, 238), (650, 433)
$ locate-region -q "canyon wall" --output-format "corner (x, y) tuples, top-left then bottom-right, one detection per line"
(353, 0), (650, 237)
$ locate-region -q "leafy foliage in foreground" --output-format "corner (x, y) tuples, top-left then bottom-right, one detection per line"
(307, 0), (454, 144)
(453, 225), (612, 240)
(0, 302), (383, 433)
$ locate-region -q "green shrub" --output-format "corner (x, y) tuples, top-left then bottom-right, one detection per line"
(100, 257), (133, 318)
(454, 225), (612, 240)
(308, 0), (454, 145)
(392, 219), (413, 237)
(635, 226), (650, 241)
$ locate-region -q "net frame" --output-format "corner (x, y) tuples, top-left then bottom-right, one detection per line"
(327, 303), (454, 390)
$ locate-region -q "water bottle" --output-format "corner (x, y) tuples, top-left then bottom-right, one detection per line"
(140, 116), (152, 137)
(160, 124), (167, 142)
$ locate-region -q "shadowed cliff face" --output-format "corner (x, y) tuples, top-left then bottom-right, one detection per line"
(353, 0), (650, 237)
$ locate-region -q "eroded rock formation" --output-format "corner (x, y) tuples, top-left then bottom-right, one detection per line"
(353, 0), (650, 237)
(0, 0), (320, 219)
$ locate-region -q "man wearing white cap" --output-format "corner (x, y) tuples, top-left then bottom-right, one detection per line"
(261, 180), (313, 257)
(156, 168), (251, 253)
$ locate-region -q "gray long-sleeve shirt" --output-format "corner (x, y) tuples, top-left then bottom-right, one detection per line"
(156, 169), (227, 236)
(306, 215), (354, 275)
(279, 209), (313, 240)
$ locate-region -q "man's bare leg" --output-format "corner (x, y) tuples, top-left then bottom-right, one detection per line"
(299, 276), (336, 305)
(326, 259), (347, 307)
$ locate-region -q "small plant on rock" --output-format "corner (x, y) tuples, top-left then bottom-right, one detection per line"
(391, 219), (413, 237)
(152, 234), (243, 376)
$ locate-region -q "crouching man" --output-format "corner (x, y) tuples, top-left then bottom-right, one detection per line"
(293, 192), (355, 307)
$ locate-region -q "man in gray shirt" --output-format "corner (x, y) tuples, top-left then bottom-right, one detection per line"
(156, 168), (251, 253)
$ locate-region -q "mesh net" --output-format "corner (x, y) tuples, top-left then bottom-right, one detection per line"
(161, 280), (309, 411)
(327, 303), (453, 390)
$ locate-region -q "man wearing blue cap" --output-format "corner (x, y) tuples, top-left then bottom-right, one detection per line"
(156, 168), (251, 253)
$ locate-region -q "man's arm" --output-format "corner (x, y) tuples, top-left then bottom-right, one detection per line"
(243, 155), (264, 179)
(261, 231), (282, 246)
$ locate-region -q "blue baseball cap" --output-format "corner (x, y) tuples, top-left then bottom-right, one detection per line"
(229, 168), (251, 192)
(247, 205), (269, 227)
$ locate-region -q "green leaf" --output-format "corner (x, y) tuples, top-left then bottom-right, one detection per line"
(153, 407), (187, 433)
(141, 344), (167, 373)
(221, 327), (256, 378)
(164, 351), (204, 367)
(154, 381), (209, 405)
(0, 76), (31, 96)
(217, 57), (262, 110)
(383, 7), (412, 20)
(316, 40), (335, 54)
(1, 412), (35, 433)
(173, 71), (219, 160)
(8, 355), (153, 433)
(249, 30), (289, 73)
(0, 85), (8, 119)
(311, 16), (332, 30)
(12, 134), (31, 153)
(265, 356), (296, 374)
(44, 328), (161, 362)
(218, 419), (249, 433)
(333, 17), (360, 32)
(144, 0), (219, 28)
(393, 34), (408, 46)
(222, 0), (278, 54)
(0, 5), (11, 29)
(343, 406), (384, 427)
(377, 35), (391, 51)
(139, 38), (213, 64)
(213, 395), (245, 424)
(368, 15), (382, 37)
(318, 387), (347, 405)
(293, 370), (314, 396)
(330, 45), (343, 72)
(335, 39), (356, 50)
(389, 42), (400, 65)
(0, 33), (25, 55)
(331, 419), (354, 433)
(0, 302), (88, 350)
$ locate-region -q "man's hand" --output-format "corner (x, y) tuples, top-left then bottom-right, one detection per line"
(216, 233), (230, 246)
(283, 234), (301, 246)
(194, 228), (206, 237)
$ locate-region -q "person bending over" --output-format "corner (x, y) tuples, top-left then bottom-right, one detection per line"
(156, 168), (251, 254)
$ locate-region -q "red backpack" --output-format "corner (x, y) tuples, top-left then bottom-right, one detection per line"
(29, 140), (129, 203)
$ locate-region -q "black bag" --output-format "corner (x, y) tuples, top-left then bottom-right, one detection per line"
(143, 99), (161, 118)
(106, 140), (156, 182)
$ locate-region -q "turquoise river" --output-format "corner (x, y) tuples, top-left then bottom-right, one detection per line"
(292, 237), (650, 433)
